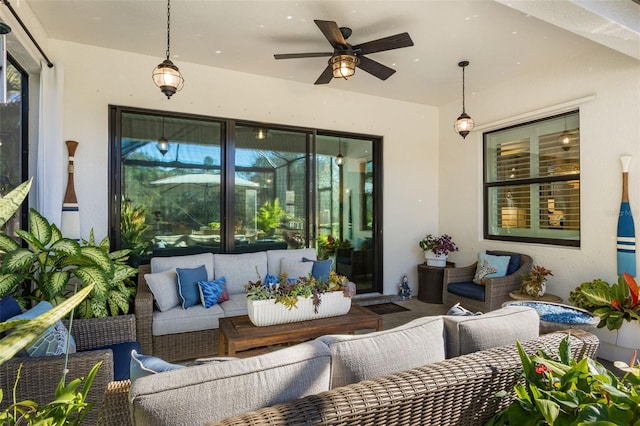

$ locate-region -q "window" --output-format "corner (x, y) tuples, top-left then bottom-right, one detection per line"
(0, 57), (28, 237)
(484, 111), (580, 246)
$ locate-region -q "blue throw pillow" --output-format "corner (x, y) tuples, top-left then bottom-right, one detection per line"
(472, 253), (510, 285)
(486, 251), (521, 275)
(303, 257), (333, 282)
(130, 349), (185, 382)
(0, 297), (22, 322)
(8, 301), (76, 357)
(176, 265), (208, 309)
(198, 277), (229, 308)
(263, 273), (279, 288)
(93, 341), (141, 381)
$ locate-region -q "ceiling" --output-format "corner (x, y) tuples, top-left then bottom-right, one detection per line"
(13, 0), (640, 106)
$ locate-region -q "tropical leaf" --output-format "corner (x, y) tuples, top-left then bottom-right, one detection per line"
(48, 270), (71, 298)
(582, 288), (614, 308)
(2, 248), (38, 273)
(73, 267), (108, 293)
(15, 228), (46, 252)
(0, 284), (93, 364)
(0, 273), (22, 297)
(79, 246), (113, 273)
(50, 223), (64, 244)
(0, 178), (32, 227)
(50, 238), (81, 257)
(0, 233), (19, 252)
(623, 272), (639, 307)
(27, 208), (53, 246)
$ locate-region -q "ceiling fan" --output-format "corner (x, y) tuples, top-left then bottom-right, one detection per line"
(274, 20), (414, 85)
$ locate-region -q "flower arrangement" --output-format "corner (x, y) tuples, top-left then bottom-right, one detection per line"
(486, 336), (640, 426)
(418, 234), (458, 256)
(569, 272), (640, 330)
(520, 264), (553, 297)
(245, 270), (356, 313)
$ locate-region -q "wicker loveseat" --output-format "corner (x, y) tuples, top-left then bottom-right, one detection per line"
(0, 314), (136, 426)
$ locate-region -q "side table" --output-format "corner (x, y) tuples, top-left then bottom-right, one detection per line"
(508, 291), (563, 303)
(417, 262), (455, 304)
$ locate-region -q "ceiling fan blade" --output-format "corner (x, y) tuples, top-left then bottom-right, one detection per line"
(353, 32), (414, 55)
(274, 52), (333, 60)
(314, 20), (347, 49)
(314, 65), (334, 85)
(357, 56), (396, 80)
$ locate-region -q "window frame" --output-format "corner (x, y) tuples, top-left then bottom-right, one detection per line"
(483, 110), (580, 247)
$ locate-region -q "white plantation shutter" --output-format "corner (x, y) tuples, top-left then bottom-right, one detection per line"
(484, 111), (580, 246)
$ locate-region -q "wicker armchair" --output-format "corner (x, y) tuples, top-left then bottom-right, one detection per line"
(0, 314), (136, 426)
(443, 251), (533, 313)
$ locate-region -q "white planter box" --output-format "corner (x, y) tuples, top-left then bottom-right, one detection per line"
(247, 291), (351, 327)
(592, 320), (640, 363)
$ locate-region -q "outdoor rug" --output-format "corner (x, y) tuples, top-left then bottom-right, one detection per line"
(363, 303), (410, 315)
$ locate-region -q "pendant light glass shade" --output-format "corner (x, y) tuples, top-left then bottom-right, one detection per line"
(335, 140), (344, 166)
(255, 128), (268, 140)
(454, 60), (474, 139)
(331, 54), (359, 79)
(153, 0), (184, 99)
(156, 137), (169, 155)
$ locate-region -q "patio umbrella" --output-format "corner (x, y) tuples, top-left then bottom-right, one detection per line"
(150, 173), (259, 226)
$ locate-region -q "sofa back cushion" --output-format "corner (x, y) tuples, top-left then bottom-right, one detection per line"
(317, 315), (445, 388)
(150, 252), (214, 279)
(267, 248), (317, 276)
(214, 252), (268, 294)
(130, 340), (332, 426)
(443, 306), (539, 358)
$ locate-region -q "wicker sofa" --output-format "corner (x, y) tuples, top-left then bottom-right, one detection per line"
(0, 314), (136, 426)
(135, 248), (318, 362)
(129, 306), (598, 426)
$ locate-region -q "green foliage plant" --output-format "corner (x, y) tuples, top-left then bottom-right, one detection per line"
(245, 269), (356, 313)
(120, 198), (149, 267)
(569, 272), (640, 330)
(0, 361), (101, 425)
(255, 198), (286, 234)
(317, 235), (351, 259)
(486, 336), (640, 426)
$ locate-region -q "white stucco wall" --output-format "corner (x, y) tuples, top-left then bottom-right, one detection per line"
(439, 45), (640, 301)
(47, 40), (437, 295)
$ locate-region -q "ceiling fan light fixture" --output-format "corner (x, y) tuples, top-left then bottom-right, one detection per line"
(454, 60), (474, 139)
(331, 54), (359, 79)
(152, 0), (184, 99)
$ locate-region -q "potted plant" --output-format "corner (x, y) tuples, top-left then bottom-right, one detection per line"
(486, 336), (640, 425)
(569, 273), (640, 362)
(418, 233), (458, 266)
(0, 179), (101, 424)
(245, 271), (356, 326)
(255, 198), (286, 237)
(519, 264), (553, 297)
(317, 235), (351, 260)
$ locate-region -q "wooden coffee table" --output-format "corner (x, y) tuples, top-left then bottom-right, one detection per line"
(218, 304), (383, 356)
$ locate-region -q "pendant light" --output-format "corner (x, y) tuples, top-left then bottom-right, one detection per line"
(454, 60), (474, 139)
(559, 116), (572, 151)
(156, 117), (169, 155)
(335, 139), (344, 167)
(152, 0), (184, 99)
(255, 128), (268, 140)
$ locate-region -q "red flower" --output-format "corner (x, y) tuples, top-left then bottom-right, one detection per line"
(535, 364), (548, 374)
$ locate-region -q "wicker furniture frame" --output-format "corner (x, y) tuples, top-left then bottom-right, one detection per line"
(136, 263), (217, 362)
(0, 314), (136, 426)
(443, 252), (533, 313)
(209, 330), (598, 426)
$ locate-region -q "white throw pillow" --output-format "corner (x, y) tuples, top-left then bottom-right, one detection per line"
(145, 269), (181, 311)
(280, 258), (313, 280)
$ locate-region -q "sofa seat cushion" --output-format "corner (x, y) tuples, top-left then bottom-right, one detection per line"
(151, 252), (214, 279)
(448, 281), (485, 301)
(266, 248), (317, 276)
(130, 340), (332, 426)
(214, 252), (268, 294)
(443, 306), (540, 358)
(219, 293), (248, 317)
(152, 304), (224, 336)
(317, 316), (445, 388)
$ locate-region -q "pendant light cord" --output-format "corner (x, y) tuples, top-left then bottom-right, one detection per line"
(165, 0), (171, 61)
(461, 65), (466, 114)
(1, 0), (53, 67)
